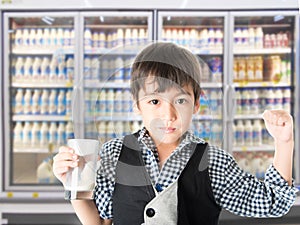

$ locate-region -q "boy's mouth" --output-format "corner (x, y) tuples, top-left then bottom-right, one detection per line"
(159, 127), (176, 133)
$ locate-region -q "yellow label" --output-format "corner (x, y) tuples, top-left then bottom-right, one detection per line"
(241, 146), (247, 151)
(32, 192), (39, 198)
(7, 192), (13, 198)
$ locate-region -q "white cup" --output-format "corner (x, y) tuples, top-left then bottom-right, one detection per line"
(64, 139), (100, 200)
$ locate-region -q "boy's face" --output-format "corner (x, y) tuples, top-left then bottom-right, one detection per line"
(134, 77), (200, 148)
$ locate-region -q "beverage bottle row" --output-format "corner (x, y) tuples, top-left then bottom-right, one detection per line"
(85, 121), (143, 142)
(234, 56), (291, 83)
(233, 27), (290, 49)
(161, 28), (223, 50)
(199, 89), (223, 116)
(234, 151), (274, 179)
(13, 28), (75, 50)
(13, 88), (73, 116)
(84, 28), (148, 49)
(192, 120), (223, 146)
(233, 119), (273, 146)
(12, 55), (74, 83)
(84, 56), (134, 82)
(13, 121), (75, 148)
(235, 88), (291, 115)
(85, 88), (133, 117)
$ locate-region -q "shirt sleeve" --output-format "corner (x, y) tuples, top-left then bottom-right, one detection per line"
(208, 146), (298, 217)
(94, 138), (123, 219)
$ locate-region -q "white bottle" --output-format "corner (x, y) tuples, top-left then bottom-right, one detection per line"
(22, 28), (30, 48)
(208, 28), (215, 49)
(97, 121), (107, 143)
(48, 122), (57, 145)
(92, 31), (99, 49)
(98, 89), (107, 117)
(106, 89), (115, 116)
(265, 89), (275, 110)
(43, 28), (51, 48)
(23, 89), (32, 115)
(66, 121), (74, 139)
(56, 28), (64, 47)
(255, 27), (264, 49)
(66, 56), (74, 81)
(84, 56), (91, 81)
(241, 28), (249, 48)
(235, 90), (242, 115)
(116, 28), (124, 46)
(15, 57), (24, 82)
(14, 89), (23, 114)
(214, 29), (223, 49)
(251, 155), (264, 178)
(66, 89), (72, 116)
(138, 28), (146, 45)
(63, 29), (71, 47)
(84, 29), (92, 49)
(199, 29), (208, 49)
(274, 89), (283, 110)
(106, 121), (115, 140)
(70, 29), (75, 48)
(31, 122), (40, 147)
(36, 28), (44, 48)
(241, 89), (251, 114)
(23, 57), (33, 82)
(114, 57), (124, 83)
(49, 89), (57, 115)
(50, 28), (57, 47)
(99, 31), (106, 49)
(22, 121), (32, 147)
(123, 89), (132, 115)
(57, 59), (66, 81)
(31, 89), (41, 115)
(244, 120), (253, 146)
(236, 120), (244, 146)
(249, 89), (260, 114)
(13, 122), (23, 147)
(125, 28), (132, 46)
(36, 158), (52, 183)
(41, 57), (50, 81)
(114, 121), (124, 139)
(40, 122), (49, 147)
(32, 57), (42, 82)
(252, 120), (262, 146)
(114, 89), (123, 116)
(282, 88), (291, 113)
(211, 122), (222, 146)
(49, 57), (58, 82)
(57, 90), (66, 115)
(57, 122), (66, 145)
(248, 27), (255, 48)
(234, 28), (242, 49)
(40, 89), (49, 115)
(91, 56), (100, 80)
(15, 29), (23, 49)
(29, 29), (37, 47)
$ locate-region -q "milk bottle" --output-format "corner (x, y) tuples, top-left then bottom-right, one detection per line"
(84, 90), (91, 116)
(123, 89), (132, 115)
(22, 121), (32, 147)
(15, 29), (23, 49)
(23, 57), (33, 82)
(66, 56), (74, 81)
(244, 120), (253, 146)
(254, 56), (263, 81)
(41, 57), (50, 81)
(31, 89), (41, 115)
(249, 89), (260, 114)
(13, 122), (23, 147)
(29, 29), (37, 47)
(50, 28), (57, 47)
(98, 121), (107, 143)
(199, 29), (208, 49)
(208, 28), (215, 49)
(23, 89), (32, 114)
(241, 89), (251, 114)
(23, 28), (30, 48)
(14, 89), (23, 114)
(177, 29), (184, 45)
(63, 29), (71, 47)
(49, 89), (58, 115)
(66, 89), (72, 116)
(183, 29), (190, 47)
(91, 56), (100, 80)
(235, 90), (242, 115)
(57, 90), (66, 115)
(114, 57), (124, 83)
(265, 89), (275, 110)
(164, 29), (172, 42)
(252, 120), (262, 146)
(31, 122), (41, 147)
(99, 31), (106, 48)
(211, 122), (222, 146)
(234, 28), (242, 49)
(274, 89), (283, 110)
(98, 89), (107, 117)
(57, 122), (66, 145)
(190, 29), (198, 49)
(48, 122), (57, 145)
(248, 27), (255, 48)
(49, 57), (58, 82)
(235, 120), (244, 146)
(32, 57), (42, 82)
(241, 28), (249, 48)
(57, 59), (66, 81)
(84, 56), (91, 81)
(15, 57), (24, 82)
(40, 89), (49, 115)
(36, 28), (43, 48)
(43, 28), (51, 48)
(138, 28), (147, 45)
(251, 154), (264, 178)
(114, 89), (123, 116)
(37, 158), (52, 183)
(40, 122), (49, 147)
(106, 88), (114, 116)
(282, 88), (291, 113)
(255, 27), (264, 49)
(84, 29), (92, 49)
(66, 121), (74, 139)
(92, 31), (99, 49)
(125, 28), (132, 46)
(214, 29), (223, 49)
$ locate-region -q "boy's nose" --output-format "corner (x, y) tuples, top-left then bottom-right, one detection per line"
(162, 102), (176, 122)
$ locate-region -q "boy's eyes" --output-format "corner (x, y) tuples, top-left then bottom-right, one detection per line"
(149, 99), (160, 105)
(176, 98), (188, 104)
(148, 98), (188, 105)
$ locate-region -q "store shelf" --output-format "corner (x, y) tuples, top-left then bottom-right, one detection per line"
(234, 81), (291, 88)
(11, 82), (73, 88)
(233, 47), (291, 55)
(233, 144), (274, 152)
(12, 115), (71, 121)
(84, 48), (140, 55)
(11, 48), (74, 55)
(234, 114), (263, 120)
(13, 147), (59, 154)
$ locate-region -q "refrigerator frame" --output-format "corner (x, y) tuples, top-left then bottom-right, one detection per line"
(228, 10), (300, 184)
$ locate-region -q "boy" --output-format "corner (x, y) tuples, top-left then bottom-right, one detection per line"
(53, 42), (297, 225)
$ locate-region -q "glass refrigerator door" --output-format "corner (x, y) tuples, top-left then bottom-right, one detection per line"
(230, 11), (298, 180)
(81, 12), (153, 143)
(157, 11), (227, 148)
(3, 12), (77, 192)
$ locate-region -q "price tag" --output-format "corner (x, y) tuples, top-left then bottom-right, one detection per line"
(241, 146), (247, 151)
(32, 192), (39, 198)
(6, 192), (13, 198)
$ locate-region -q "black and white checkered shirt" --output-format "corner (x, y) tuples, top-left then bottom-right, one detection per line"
(94, 128), (297, 219)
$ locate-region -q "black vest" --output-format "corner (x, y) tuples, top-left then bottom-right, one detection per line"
(112, 134), (221, 225)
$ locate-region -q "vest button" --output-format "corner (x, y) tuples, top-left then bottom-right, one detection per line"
(146, 208), (155, 217)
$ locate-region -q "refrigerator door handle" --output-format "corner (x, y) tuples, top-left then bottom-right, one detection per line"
(224, 84), (235, 122)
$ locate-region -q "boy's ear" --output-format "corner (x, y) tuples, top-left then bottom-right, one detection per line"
(193, 100), (200, 114)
